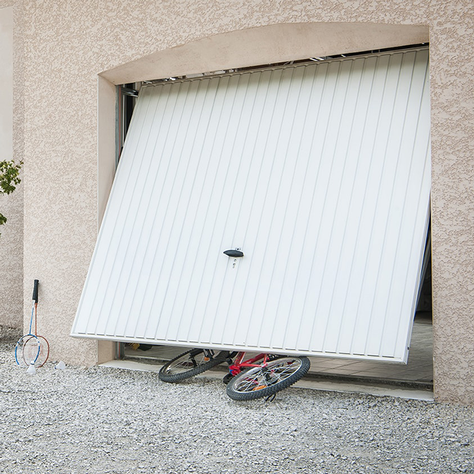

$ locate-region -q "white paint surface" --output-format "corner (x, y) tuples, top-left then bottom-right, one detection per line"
(72, 49), (431, 363)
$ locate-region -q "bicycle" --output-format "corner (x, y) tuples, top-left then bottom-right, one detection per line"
(159, 348), (310, 401)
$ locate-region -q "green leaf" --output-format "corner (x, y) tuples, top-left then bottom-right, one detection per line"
(0, 160), (22, 195)
(0, 160), (22, 235)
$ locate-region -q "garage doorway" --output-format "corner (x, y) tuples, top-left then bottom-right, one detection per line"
(101, 45), (433, 389)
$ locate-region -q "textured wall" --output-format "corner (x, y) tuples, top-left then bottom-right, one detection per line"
(0, 4), (23, 331)
(428, 2), (474, 404)
(7, 0), (474, 401)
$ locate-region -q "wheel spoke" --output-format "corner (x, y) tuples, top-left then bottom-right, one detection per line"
(159, 349), (229, 383)
(165, 354), (206, 375)
(232, 358), (303, 393)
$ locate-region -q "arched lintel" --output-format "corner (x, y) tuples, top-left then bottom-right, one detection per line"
(101, 22), (429, 85)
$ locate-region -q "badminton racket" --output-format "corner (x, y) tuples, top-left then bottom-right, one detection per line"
(15, 280), (50, 367)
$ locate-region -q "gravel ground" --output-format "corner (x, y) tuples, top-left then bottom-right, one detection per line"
(1, 341), (473, 474)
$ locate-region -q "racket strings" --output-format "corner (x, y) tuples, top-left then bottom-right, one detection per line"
(15, 300), (50, 368)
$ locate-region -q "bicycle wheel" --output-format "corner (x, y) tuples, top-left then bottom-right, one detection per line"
(159, 349), (229, 383)
(226, 356), (310, 401)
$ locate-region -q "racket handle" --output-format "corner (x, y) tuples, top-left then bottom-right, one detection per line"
(32, 279), (39, 303)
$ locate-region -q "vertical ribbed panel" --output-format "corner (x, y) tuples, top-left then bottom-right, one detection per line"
(72, 49), (430, 362)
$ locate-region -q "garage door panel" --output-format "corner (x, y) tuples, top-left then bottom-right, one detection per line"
(72, 48), (430, 362)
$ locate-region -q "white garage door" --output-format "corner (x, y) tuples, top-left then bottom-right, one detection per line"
(72, 48), (430, 363)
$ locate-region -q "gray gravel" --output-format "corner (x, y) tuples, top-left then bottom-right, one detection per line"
(1, 341), (473, 474)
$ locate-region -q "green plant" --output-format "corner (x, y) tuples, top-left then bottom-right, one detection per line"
(0, 160), (22, 229)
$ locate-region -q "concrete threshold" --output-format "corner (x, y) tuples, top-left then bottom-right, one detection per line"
(100, 359), (434, 402)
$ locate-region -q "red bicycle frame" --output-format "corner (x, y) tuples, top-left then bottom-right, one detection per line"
(227, 352), (271, 377)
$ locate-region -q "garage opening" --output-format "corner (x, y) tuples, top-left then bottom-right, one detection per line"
(74, 45), (432, 386)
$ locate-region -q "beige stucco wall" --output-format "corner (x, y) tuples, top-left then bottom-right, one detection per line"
(4, 0), (474, 403)
(0, 4), (23, 331)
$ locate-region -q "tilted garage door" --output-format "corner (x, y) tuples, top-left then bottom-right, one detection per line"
(72, 48), (430, 363)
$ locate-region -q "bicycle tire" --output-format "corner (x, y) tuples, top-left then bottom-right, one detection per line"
(159, 349), (229, 383)
(226, 356), (310, 401)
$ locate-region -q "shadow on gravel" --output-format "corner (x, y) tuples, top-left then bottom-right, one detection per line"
(0, 324), (22, 343)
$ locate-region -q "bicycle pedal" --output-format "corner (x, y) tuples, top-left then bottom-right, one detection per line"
(268, 354), (283, 361)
